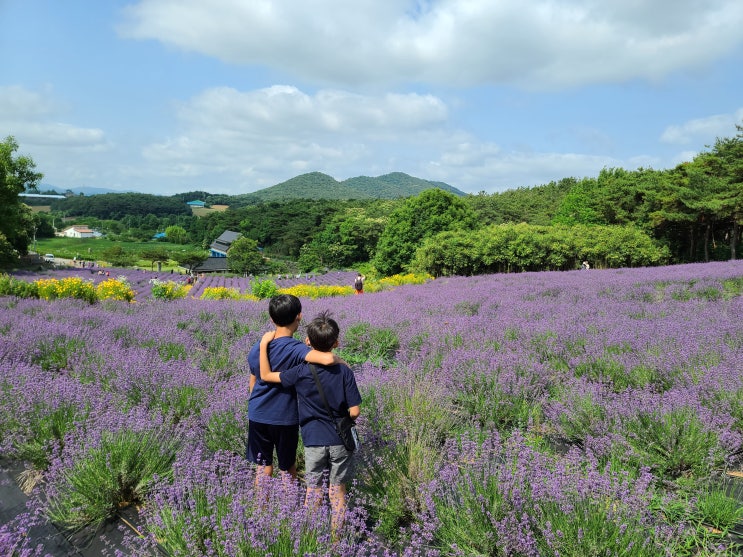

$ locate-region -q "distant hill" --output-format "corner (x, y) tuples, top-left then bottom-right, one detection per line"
(38, 172), (465, 202)
(39, 184), (129, 196)
(239, 172), (465, 202)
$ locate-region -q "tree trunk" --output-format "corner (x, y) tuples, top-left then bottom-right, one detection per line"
(703, 223), (710, 262)
(732, 219), (739, 260)
(689, 226), (695, 261)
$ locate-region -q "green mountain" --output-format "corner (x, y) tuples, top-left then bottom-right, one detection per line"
(239, 171), (464, 201)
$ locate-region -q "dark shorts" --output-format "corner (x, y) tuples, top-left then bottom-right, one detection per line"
(246, 420), (299, 471)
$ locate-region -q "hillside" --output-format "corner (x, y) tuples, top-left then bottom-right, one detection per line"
(235, 171), (465, 202)
(344, 172), (463, 198)
(38, 172), (465, 203)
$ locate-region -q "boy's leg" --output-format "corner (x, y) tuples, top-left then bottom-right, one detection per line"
(304, 446), (330, 508)
(246, 420), (276, 479)
(328, 483), (348, 532)
(274, 424), (300, 478)
(327, 445), (355, 532)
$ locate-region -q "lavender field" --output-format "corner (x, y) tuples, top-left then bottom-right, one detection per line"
(2, 261), (743, 556)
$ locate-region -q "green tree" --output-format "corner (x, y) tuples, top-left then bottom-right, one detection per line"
(297, 243), (323, 272)
(101, 245), (138, 267)
(706, 123), (743, 259)
(297, 203), (391, 270)
(52, 192), (191, 220)
(373, 189), (477, 275)
(164, 225), (189, 245)
(140, 247), (171, 271)
(227, 236), (263, 274)
(412, 223), (669, 276)
(468, 178), (574, 226)
(0, 136), (43, 259)
(171, 250), (209, 274)
(0, 233), (17, 266)
(552, 177), (603, 226)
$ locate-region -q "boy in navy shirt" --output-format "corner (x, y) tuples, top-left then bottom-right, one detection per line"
(247, 295), (339, 479)
(259, 310), (361, 531)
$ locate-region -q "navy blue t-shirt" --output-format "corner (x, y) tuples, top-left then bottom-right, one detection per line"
(247, 336), (311, 426)
(280, 362), (362, 447)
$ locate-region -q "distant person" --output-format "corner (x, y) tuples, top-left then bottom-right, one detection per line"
(581, 261), (590, 270)
(259, 310), (361, 532)
(353, 273), (365, 295)
(247, 295), (341, 480)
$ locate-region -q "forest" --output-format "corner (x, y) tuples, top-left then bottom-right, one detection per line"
(2, 123), (741, 275)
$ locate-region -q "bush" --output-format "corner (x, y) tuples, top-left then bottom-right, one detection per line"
(96, 277), (135, 302)
(617, 407), (724, 480)
(278, 283), (353, 299)
(200, 286), (242, 300)
(251, 279), (278, 299)
(36, 277), (97, 303)
(150, 279), (191, 300)
(45, 429), (181, 530)
(337, 322), (399, 366)
(13, 403), (85, 472)
(0, 274), (39, 298)
(412, 223), (670, 276)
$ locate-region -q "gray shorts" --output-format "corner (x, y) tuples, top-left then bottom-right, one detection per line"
(304, 445), (355, 487)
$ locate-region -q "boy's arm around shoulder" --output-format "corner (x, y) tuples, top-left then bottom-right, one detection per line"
(259, 331), (282, 383)
(344, 363), (362, 420)
(304, 349), (347, 366)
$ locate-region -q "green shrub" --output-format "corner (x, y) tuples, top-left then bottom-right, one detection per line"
(453, 369), (543, 431)
(557, 393), (608, 444)
(31, 336), (87, 373)
(45, 429), (181, 530)
(0, 274), (39, 298)
(151, 279), (190, 300)
(14, 403), (85, 471)
(337, 322), (399, 366)
(200, 286), (242, 300)
(251, 279), (278, 299)
(722, 276), (743, 299)
(203, 410), (248, 455)
(532, 491), (663, 557)
(695, 486), (743, 532)
(617, 407), (723, 480)
(359, 431), (440, 543)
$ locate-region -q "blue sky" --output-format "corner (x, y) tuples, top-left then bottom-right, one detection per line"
(2, 0), (742, 196)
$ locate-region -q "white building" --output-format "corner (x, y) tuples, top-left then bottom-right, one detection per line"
(59, 225), (101, 238)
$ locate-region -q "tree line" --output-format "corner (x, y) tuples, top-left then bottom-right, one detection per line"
(2, 123), (741, 275)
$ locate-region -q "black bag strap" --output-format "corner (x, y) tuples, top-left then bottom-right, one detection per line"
(309, 364), (337, 422)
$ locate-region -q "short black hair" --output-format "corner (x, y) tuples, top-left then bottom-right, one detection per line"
(268, 294), (302, 327)
(306, 310), (340, 352)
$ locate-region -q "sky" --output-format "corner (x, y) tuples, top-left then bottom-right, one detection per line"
(2, 0), (743, 197)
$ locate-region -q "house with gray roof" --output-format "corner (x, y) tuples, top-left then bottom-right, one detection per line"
(209, 230), (241, 257)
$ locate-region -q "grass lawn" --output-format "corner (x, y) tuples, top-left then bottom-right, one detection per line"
(32, 237), (202, 271)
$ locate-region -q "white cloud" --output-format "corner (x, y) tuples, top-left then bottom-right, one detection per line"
(0, 85), (112, 188)
(0, 85), (59, 120)
(118, 0), (743, 89)
(137, 85), (451, 192)
(173, 86), (447, 136)
(660, 108), (743, 144)
(423, 144), (619, 192)
(0, 85), (106, 148)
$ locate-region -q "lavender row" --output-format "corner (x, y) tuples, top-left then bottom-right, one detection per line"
(11, 267), (359, 300)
